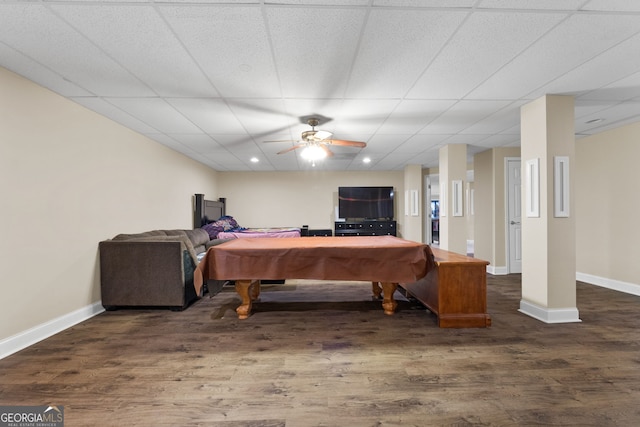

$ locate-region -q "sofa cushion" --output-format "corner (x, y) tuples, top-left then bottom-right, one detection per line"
(183, 228), (210, 247)
(109, 234), (199, 266)
(112, 230), (166, 241)
(108, 229), (212, 266)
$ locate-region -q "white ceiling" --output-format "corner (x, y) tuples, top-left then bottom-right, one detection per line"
(2, 0), (640, 172)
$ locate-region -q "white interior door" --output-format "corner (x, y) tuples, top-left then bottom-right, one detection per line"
(507, 159), (522, 273)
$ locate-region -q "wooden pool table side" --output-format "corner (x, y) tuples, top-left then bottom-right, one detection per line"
(400, 247), (491, 328)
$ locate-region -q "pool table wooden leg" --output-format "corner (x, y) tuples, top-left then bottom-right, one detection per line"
(235, 279), (260, 319)
(371, 281), (382, 299)
(380, 282), (398, 315)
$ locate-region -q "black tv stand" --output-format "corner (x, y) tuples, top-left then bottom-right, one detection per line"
(334, 220), (397, 237)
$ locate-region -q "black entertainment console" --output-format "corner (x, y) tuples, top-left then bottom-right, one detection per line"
(334, 220), (397, 237)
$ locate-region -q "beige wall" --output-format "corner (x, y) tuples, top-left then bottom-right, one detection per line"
(473, 150), (494, 265)
(576, 121), (640, 292)
(217, 170), (404, 234)
(0, 67), (219, 342)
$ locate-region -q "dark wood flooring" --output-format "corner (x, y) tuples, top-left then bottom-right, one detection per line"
(1, 275), (639, 426)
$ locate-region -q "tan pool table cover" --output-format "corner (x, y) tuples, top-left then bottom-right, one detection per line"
(194, 236), (434, 295)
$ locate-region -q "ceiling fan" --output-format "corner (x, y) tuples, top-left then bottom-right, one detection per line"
(265, 118), (367, 159)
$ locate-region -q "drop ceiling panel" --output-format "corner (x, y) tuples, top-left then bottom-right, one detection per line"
(377, 100), (458, 134)
(407, 11), (566, 99)
(265, 7), (367, 98)
(528, 33), (640, 100)
(472, 133), (520, 148)
(334, 99), (401, 134)
(374, 0), (476, 7)
(165, 98), (247, 134)
(468, 13), (640, 100)
(51, 4), (216, 98)
(576, 101), (640, 133)
(582, 0), (640, 12)
(71, 97), (160, 134)
(203, 150), (241, 168)
(372, 151), (418, 170)
(407, 151), (440, 168)
(363, 134), (410, 152)
(420, 100), (512, 134)
(106, 98), (202, 134)
(578, 71), (640, 102)
(281, 99), (344, 129)
(574, 100), (617, 120)
(0, 4), (153, 97)
(226, 99), (293, 135)
(478, 0), (586, 10)
(261, 151), (299, 169)
(166, 134), (224, 156)
(160, 5), (280, 98)
(461, 101), (527, 135)
(159, 0), (260, 3)
(0, 44), (91, 97)
(394, 134), (449, 153)
(346, 9), (466, 98)
(442, 134), (488, 146)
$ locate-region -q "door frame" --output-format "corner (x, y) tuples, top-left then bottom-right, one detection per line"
(424, 175), (432, 244)
(505, 157), (522, 274)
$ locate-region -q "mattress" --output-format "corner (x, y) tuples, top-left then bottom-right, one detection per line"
(217, 227), (301, 239)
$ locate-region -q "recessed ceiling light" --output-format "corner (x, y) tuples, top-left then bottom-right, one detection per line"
(362, 157), (371, 164)
(250, 157), (259, 163)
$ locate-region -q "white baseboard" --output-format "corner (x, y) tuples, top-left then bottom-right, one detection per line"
(487, 265), (508, 275)
(0, 301), (104, 360)
(576, 272), (640, 296)
(518, 299), (581, 324)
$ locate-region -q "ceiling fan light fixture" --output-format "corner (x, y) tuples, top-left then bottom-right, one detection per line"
(300, 144), (327, 162)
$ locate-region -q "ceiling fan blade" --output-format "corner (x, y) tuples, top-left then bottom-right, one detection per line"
(277, 144), (306, 155)
(320, 145), (334, 157)
(324, 139), (367, 148)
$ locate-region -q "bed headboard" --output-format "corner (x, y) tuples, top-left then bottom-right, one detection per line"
(193, 194), (226, 228)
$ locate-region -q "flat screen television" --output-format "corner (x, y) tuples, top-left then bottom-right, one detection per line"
(338, 186), (394, 220)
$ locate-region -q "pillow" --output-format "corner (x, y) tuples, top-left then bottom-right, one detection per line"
(216, 215), (240, 230)
(201, 222), (224, 239)
(201, 216), (241, 239)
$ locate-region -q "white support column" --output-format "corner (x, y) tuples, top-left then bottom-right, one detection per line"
(439, 144), (467, 255)
(519, 95), (580, 323)
(403, 164), (423, 243)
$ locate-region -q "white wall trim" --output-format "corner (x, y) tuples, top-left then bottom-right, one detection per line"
(576, 272), (640, 297)
(518, 300), (581, 324)
(487, 265), (508, 275)
(0, 301), (104, 360)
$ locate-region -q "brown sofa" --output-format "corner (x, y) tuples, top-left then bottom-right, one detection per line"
(99, 229), (227, 311)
